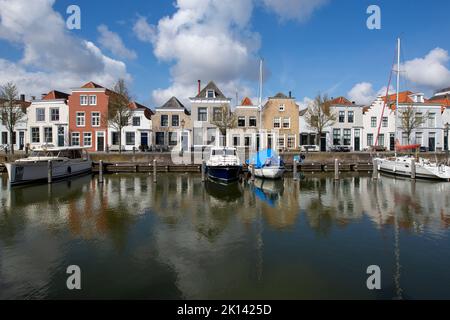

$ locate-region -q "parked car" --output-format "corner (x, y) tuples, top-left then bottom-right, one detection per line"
(330, 145), (352, 152)
(419, 146), (428, 153)
(300, 145), (320, 152)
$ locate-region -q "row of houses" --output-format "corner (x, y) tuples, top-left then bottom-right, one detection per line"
(2, 80), (450, 153)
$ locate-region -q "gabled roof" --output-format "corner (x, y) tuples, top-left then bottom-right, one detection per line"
(382, 91), (415, 104)
(330, 96), (353, 105)
(81, 81), (104, 89)
(196, 81), (227, 99)
(271, 92), (289, 99)
(240, 97), (254, 106)
(299, 109), (308, 116)
(42, 90), (69, 100)
(157, 96), (191, 115)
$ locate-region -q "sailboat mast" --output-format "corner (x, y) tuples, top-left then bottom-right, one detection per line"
(259, 59), (263, 131)
(395, 38), (400, 157)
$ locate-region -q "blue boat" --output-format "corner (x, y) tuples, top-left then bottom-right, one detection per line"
(246, 149), (285, 179)
(206, 147), (242, 183)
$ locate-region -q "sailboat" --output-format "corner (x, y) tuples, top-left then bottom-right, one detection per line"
(248, 59), (286, 179)
(375, 38), (450, 181)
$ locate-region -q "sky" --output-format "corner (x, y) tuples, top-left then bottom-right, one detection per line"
(1, 0), (450, 109)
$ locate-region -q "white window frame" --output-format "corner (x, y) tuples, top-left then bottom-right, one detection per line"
(91, 112), (101, 127)
(50, 108), (60, 122)
(36, 108), (45, 122)
(44, 127), (53, 143)
(80, 95), (88, 106)
(31, 127), (40, 143)
(206, 90), (215, 98)
(83, 132), (92, 147)
(282, 117), (291, 129)
(76, 112), (85, 127)
(71, 132), (80, 146)
(89, 95), (97, 106)
(273, 117), (281, 129)
(279, 104), (285, 112)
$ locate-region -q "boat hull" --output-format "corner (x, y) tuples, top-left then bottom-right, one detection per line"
(5, 160), (92, 186)
(254, 166), (285, 179)
(377, 158), (450, 181)
(206, 165), (242, 183)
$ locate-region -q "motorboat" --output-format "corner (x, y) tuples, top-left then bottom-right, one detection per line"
(5, 146), (92, 186)
(247, 149), (285, 179)
(376, 156), (450, 181)
(206, 147), (242, 183)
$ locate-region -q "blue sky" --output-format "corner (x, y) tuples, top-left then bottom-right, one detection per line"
(1, 0), (450, 108)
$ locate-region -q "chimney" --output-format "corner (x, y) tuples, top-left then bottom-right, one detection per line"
(198, 80), (201, 95)
(41, 93), (46, 99)
(352, 101), (355, 104)
(20, 94), (25, 101)
(31, 96), (36, 100)
(289, 91), (292, 98)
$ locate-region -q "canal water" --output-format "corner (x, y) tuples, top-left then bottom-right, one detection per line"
(1, 172), (449, 299)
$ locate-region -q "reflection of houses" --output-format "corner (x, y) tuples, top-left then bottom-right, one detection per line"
(227, 97), (260, 149)
(262, 92), (299, 151)
(108, 102), (153, 152)
(0, 94), (30, 151)
(26, 91), (70, 149)
(190, 81), (231, 148)
(153, 96), (191, 151)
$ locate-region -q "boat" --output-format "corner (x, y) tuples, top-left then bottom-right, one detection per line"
(247, 149), (285, 179)
(373, 38), (450, 181)
(206, 147), (242, 183)
(5, 146), (92, 186)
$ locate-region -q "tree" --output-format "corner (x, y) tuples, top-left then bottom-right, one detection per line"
(210, 104), (237, 146)
(304, 94), (336, 146)
(107, 79), (132, 153)
(399, 106), (428, 145)
(0, 82), (26, 155)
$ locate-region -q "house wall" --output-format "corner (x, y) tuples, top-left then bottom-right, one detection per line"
(108, 109), (152, 151)
(152, 110), (192, 150)
(327, 104), (365, 151)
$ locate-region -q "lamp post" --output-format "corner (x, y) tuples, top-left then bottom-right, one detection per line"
(179, 119), (186, 157)
(445, 122), (449, 164)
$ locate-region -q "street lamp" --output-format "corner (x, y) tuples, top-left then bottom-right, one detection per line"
(179, 119), (186, 157)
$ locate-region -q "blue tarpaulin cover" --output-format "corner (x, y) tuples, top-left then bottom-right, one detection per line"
(246, 149), (284, 169)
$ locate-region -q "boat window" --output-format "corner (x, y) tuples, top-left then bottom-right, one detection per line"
(30, 150), (59, 157)
(225, 149), (236, 156)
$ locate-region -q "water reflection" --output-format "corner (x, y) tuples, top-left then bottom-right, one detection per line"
(1, 173), (450, 299)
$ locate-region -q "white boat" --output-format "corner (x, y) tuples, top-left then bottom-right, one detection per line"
(5, 146), (92, 186)
(206, 147), (242, 183)
(377, 156), (450, 181)
(247, 149), (285, 179)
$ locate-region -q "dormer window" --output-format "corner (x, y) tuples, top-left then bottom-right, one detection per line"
(279, 104), (285, 112)
(207, 90), (215, 98)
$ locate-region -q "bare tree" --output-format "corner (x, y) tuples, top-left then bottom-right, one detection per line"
(399, 106), (428, 144)
(0, 82), (27, 155)
(107, 79), (132, 153)
(210, 104), (237, 146)
(304, 94), (336, 146)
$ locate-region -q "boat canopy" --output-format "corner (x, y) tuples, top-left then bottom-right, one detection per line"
(246, 149), (284, 169)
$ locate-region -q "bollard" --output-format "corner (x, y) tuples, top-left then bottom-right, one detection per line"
(293, 160), (298, 181)
(251, 164), (255, 182)
(372, 159), (378, 180)
(201, 160), (206, 182)
(411, 158), (416, 180)
(47, 160), (52, 184)
(99, 160), (104, 184)
(153, 159), (157, 183)
(334, 159), (339, 180)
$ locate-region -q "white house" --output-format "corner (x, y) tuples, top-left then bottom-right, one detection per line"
(0, 94), (30, 151)
(108, 102), (153, 152)
(26, 91), (70, 149)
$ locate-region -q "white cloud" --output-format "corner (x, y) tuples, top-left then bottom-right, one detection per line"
(347, 82), (394, 105)
(133, 16), (156, 43)
(401, 47), (450, 90)
(0, 0), (131, 96)
(97, 24), (137, 60)
(261, 0), (328, 22)
(297, 96), (313, 109)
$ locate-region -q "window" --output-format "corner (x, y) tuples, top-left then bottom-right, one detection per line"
(233, 135), (240, 146)
(83, 132), (92, 147)
(161, 115), (169, 127)
(339, 111), (345, 123)
(36, 108), (45, 122)
(76, 112), (85, 127)
(300, 133), (309, 146)
(80, 95), (88, 105)
(171, 115), (179, 127)
(415, 113), (423, 127)
(1, 132), (7, 144)
(333, 129), (341, 145)
(348, 111), (354, 123)
(89, 95), (97, 106)
(207, 90), (215, 98)
(279, 104), (285, 112)
(71, 132), (80, 146)
(378, 134), (384, 146)
(155, 132), (165, 145)
(31, 127), (40, 143)
(273, 117), (281, 128)
(207, 128), (216, 145)
(193, 128), (202, 145)
(244, 135), (252, 147)
(213, 107), (222, 122)
(133, 116), (141, 127)
(367, 133), (374, 146)
(371, 117), (377, 128)
(343, 129), (351, 146)
(44, 127), (52, 143)
(382, 117), (388, 127)
(249, 116), (257, 127)
(287, 135), (295, 149)
(428, 113), (436, 127)
(126, 132), (135, 145)
(111, 132), (119, 145)
(402, 132), (409, 145)
(238, 117), (246, 127)
(91, 112), (100, 127)
(50, 108), (59, 121)
(278, 137), (285, 148)
(415, 132), (423, 145)
(198, 108), (207, 121)
(283, 118), (290, 129)
(169, 132), (178, 146)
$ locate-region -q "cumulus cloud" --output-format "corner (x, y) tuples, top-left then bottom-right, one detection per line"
(261, 0), (328, 22)
(133, 16), (156, 43)
(0, 0), (131, 96)
(97, 24), (137, 60)
(401, 47), (450, 90)
(348, 82), (393, 105)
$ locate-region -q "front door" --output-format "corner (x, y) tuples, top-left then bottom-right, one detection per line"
(19, 131), (24, 150)
(58, 127), (65, 147)
(141, 132), (148, 147)
(97, 132), (105, 152)
(320, 134), (327, 152)
(354, 129), (360, 152)
(429, 136), (436, 152)
(181, 132), (189, 151)
(390, 133), (395, 151)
